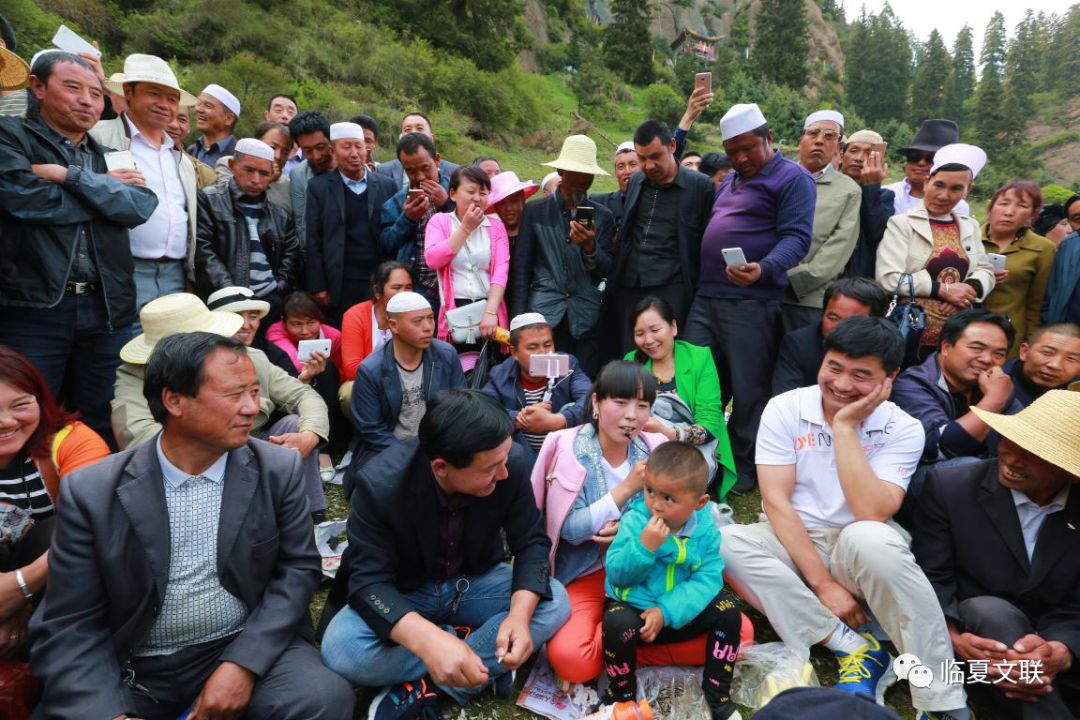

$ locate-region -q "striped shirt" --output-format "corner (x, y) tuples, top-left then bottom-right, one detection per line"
(0, 454), (54, 519)
(138, 438), (246, 657)
(0, 91), (28, 118)
(236, 198), (276, 297)
(522, 385), (548, 451)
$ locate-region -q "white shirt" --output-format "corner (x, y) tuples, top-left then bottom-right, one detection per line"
(756, 385), (925, 529)
(371, 305), (391, 355)
(448, 213), (492, 301)
(588, 457), (631, 534)
(125, 115), (189, 260)
(1011, 486), (1070, 561)
(886, 177), (970, 217)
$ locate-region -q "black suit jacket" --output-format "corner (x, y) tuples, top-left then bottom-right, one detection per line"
(772, 322), (825, 395)
(305, 170), (398, 306)
(341, 438), (552, 641)
(612, 167), (715, 296)
(913, 459), (1080, 659)
(592, 190), (627, 232)
(29, 438), (320, 720)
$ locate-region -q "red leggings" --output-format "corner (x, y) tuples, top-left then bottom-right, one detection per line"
(546, 569), (755, 683)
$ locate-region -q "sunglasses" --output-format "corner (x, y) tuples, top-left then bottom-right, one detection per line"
(905, 152), (934, 164)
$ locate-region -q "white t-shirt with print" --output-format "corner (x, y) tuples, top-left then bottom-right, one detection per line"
(756, 385), (925, 529)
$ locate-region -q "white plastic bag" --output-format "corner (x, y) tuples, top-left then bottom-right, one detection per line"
(314, 520), (347, 578)
(731, 642), (819, 710)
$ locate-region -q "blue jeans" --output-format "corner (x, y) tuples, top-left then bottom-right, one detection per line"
(0, 291), (131, 447)
(321, 563), (570, 704)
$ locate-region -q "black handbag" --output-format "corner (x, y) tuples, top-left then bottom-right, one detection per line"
(885, 273), (927, 367)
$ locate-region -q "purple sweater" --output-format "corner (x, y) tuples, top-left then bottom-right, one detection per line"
(699, 152), (816, 299)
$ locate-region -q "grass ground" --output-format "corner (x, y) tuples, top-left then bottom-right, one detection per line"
(311, 480), (968, 719)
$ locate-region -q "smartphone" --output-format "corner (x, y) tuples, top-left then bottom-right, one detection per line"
(408, 188), (425, 195)
(104, 150), (137, 172)
(987, 253), (1007, 272)
(52, 24), (101, 58)
(722, 246), (748, 267)
(871, 141), (888, 157)
(297, 338), (331, 362)
(574, 206), (595, 229)
(695, 72), (712, 95)
(529, 353), (571, 379)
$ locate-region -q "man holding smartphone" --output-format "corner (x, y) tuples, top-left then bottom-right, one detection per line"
(686, 103), (816, 495)
(509, 135), (614, 377)
(840, 129), (896, 279)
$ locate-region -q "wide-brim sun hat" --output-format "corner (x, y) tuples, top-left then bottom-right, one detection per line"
(0, 47), (29, 91)
(104, 53), (197, 106)
(206, 286), (271, 318)
(120, 293), (244, 365)
(486, 171), (539, 210)
(971, 389), (1080, 478)
(542, 135), (609, 176)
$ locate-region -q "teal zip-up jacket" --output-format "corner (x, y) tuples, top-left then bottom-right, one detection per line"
(604, 497), (725, 630)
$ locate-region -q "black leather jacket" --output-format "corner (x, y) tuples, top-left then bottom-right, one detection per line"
(0, 116), (158, 328)
(194, 179), (300, 298)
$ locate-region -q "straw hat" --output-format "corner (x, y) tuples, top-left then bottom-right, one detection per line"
(972, 390), (1080, 478)
(486, 171), (539, 209)
(104, 54), (197, 106)
(542, 135), (609, 176)
(206, 286), (270, 318)
(0, 47), (29, 91)
(121, 293), (244, 365)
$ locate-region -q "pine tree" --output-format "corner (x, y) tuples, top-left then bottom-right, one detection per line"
(1056, 5), (1080, 97)
(975, 12), (1008, 156)
(910, 30), (952, 125)
(843, 6), (911, 125)
(946, 26), (976, 127)
(1005, 10), (1042, 114)
(603, 0), (656, 86)
(751, 0), (809, 89)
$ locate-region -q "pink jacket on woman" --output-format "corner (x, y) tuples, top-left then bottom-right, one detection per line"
(530, 426), (668, 576)
(424, 212), (510, 342)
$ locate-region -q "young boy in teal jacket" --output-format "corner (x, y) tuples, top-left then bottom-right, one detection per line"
(603, 441), (743, 720)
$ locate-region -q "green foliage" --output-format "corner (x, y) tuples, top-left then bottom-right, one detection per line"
(361, 0), (526, 72)
(910, 30), (951, 125)
(975, 12), (1009, 157)
(1042, 183), (1077, 205)
(947, 25), (976, 126)
(844, 6), (911, 125)
(640, 82), (683, 128)
(570, 46), (625, 115)
(603, 0), (655, 86)
(751, 0), (809, 89)
(3, 0), (67, 52)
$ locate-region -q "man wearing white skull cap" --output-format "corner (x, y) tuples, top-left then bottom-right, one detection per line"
(683, 102), (816, 495)
(189, 83), (240, 165)
(347, 290), (465, 476)
(193, 136), (301, 321)
(781, 109), (862, 333)
(305, 120), (399, 323)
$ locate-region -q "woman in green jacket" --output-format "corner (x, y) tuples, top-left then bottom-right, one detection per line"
(624, 296), (737, 498)
(981, 180), (1057, 358)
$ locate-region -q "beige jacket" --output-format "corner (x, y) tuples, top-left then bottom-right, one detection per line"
(875, 202), (995, 301)
(89, 114), (199, 277)
(785, 165), (862, 308)
(111, 347), (330, 450)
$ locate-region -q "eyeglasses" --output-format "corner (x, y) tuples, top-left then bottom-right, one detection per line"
(803, 129), (841, 141)
(906, 153), (934, 164)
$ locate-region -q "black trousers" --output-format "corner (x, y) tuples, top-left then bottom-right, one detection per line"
(125, 635), (354, 720)
(959, 595), (1080, 719)
(602, 593), (741, 716)
(683, 296), (782, 481)
(552, 318), (601, 379)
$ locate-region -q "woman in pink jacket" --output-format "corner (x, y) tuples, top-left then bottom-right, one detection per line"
(530, 362), (712, 683)
(424, 165), (510, 348)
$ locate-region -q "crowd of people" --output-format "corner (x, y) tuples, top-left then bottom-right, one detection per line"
(0, 21), (1079, 720)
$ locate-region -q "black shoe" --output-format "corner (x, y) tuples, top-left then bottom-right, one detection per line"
(729, 474), (757, 496)
(367, 678), (443, 720)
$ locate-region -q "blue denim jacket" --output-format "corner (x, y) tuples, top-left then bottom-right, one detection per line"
(553, 424), (652, 585)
